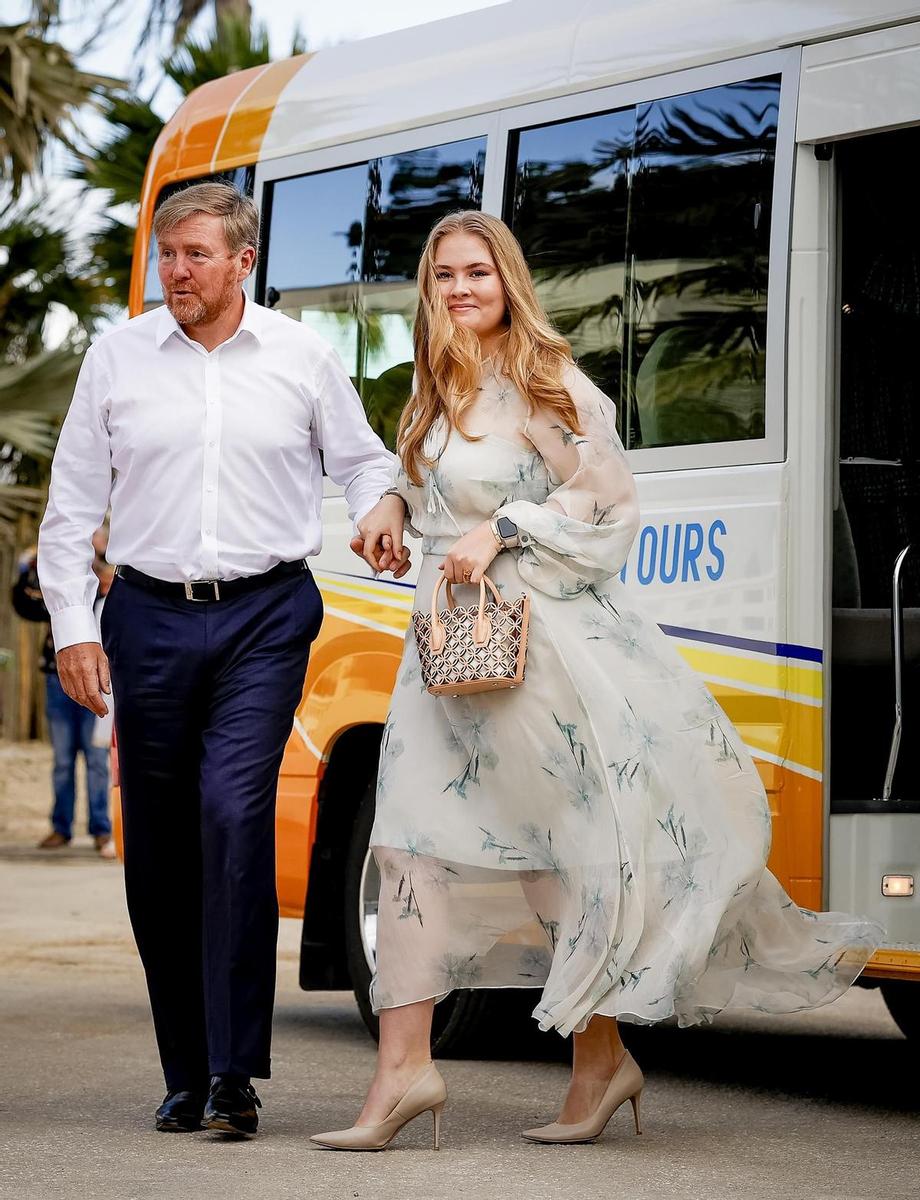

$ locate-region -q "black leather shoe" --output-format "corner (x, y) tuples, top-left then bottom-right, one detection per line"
(202, 1077), (262, 1137)
(155, 1089), (206, 1132)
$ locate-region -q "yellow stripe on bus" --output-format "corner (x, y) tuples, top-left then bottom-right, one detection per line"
(316, 587), (410, 634)
(677, 645), (823, 704)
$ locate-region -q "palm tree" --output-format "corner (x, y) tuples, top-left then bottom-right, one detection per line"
(0, 13), (119, 529)
(163, 12), (303, 94)
(0, 20), (121, 196)
(0, 195), (110, 514)
(70, 13), (305, 308)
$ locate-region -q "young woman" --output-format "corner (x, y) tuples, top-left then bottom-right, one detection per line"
(310, 212), (882, 1151)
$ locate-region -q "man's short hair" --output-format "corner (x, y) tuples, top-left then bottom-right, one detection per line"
(153, 182), (260, 257)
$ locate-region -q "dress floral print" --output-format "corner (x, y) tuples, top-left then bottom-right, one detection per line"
(369, 364), (883, 1036)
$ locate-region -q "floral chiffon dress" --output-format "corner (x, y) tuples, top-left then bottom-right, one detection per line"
(369, 363), (883, 1036)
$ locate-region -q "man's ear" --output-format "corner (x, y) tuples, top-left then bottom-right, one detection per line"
(238, 245), (256, 280)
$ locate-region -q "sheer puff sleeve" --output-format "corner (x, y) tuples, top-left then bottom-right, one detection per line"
(495, 366), (639, 598)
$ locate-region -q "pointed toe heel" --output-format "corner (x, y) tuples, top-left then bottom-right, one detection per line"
(310, 1062), (448, 1152)
(521, 1051), (645, 1145)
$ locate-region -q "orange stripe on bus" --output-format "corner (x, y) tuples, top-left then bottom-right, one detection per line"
(213, 54), (311, 170)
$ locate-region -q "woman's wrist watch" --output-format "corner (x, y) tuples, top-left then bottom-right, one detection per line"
(489, 514), (520, 550)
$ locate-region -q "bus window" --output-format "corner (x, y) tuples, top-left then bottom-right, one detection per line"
(507, 76), (780, 452)
(142, 166), (255, 307)
(505, 105), (633, 429)
(262, 137), (486, 449)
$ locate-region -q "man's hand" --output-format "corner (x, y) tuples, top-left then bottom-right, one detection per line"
(350, 494), (412, 579)
(56, 642), (111, 717)
(440, 521), (501, 585)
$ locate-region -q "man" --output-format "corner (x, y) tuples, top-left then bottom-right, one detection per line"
(38, 183), (407, 1136)
(13, 529), (115, 858)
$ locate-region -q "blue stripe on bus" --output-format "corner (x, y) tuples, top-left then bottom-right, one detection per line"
(659, 624), (823, 664)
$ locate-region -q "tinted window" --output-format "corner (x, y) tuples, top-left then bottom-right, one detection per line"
(143, 166), (255, 306)
(507, 77), (780, 450)
(262, 138), (485, 450)
(264, 162), (367, 291)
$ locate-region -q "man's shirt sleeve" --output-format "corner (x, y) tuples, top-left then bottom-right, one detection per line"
(37, 345), (114, 651)
(312, 347), (398, 527)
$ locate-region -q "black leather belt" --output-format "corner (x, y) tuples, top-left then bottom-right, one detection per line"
(115, 560), (308, 602)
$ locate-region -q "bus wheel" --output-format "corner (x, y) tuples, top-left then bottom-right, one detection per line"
(880, 980), (920, 1041)
(343, 781), (542, 1057)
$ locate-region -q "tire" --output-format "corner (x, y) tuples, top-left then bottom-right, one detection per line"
(880, 980), (920, 1041)
(343, 781), (548, 1058)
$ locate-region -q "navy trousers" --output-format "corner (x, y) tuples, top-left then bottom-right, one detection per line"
(101, 567), (322, 1090)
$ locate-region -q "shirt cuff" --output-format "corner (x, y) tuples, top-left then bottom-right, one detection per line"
(50, 605), (101, 653)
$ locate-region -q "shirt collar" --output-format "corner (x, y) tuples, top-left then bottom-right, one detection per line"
(155, 289), (265, 349)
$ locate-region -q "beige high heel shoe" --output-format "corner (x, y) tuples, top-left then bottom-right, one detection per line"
(310, 1062), (448, 1151)
(521, 1050), (644, 1144)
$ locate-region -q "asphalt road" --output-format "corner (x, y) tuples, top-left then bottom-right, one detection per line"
(1, 844), (918, 1200)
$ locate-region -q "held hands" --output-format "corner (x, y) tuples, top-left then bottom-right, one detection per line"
(440, 521), (501, 585)
(56, 642), (111, 717)
(350, 493), (412, 578)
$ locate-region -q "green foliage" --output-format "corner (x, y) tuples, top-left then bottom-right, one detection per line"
(70, 93), (162, 206)
(0, 197), (110, 362)
(163, 13), (272, 93)
(0, 196), (108, 492)
(0, 21), (122, 196)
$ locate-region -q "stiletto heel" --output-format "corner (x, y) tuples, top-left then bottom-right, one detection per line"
(630, 1089), (642, 1134)
(310, 1063), (448, 1152)
(521, 1051), (645, 1145)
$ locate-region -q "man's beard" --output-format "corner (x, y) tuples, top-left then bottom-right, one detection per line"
(165, 274), (238, 326)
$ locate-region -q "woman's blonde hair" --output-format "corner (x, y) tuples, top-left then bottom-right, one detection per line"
(397, 210), (580, 485)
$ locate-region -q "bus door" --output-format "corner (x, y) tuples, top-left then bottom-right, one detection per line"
(799, 21), (920, 964)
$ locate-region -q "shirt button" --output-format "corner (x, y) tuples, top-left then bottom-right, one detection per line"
(205, 528), (212, 535)
(207, 485), (214, 493)
(208, 441), (216, 448)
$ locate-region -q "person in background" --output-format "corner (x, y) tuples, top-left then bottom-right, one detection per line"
(12, 527), (116, 858)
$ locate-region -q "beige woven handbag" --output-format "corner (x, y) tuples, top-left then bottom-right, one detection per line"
(413, 572), (530, 697)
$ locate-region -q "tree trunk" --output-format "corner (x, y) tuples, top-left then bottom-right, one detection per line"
(215, 0), (251, 27)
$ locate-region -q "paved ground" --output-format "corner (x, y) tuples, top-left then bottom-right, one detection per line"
(1, 745), (918, 1200)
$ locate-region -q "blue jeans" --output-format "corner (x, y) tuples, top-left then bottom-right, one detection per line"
(45, 672), (111, 839)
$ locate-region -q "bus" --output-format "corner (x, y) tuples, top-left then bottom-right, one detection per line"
(121, 0), (920, 1050)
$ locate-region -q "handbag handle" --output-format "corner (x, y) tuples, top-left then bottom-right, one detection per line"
(429, 572), (503, 653)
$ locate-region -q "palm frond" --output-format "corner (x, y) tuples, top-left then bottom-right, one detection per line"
(163, 12), (270, 94)
(0, 195), (111, 359)
(69, 94), (162, 206)
(0, 410), (59, 458)
(0, 481), (45, 523)
(0, 22), (123, 196)
(0, 343), (83, 419)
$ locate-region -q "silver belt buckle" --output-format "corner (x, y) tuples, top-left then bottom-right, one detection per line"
(184, 579), (220, 601)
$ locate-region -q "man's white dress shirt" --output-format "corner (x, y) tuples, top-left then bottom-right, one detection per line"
(38, 293), (396, 651)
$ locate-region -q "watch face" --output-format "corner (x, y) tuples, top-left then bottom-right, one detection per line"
(496, 516), (518, 538)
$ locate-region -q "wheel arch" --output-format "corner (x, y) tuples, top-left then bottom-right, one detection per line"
(298, 721), (384, 990)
